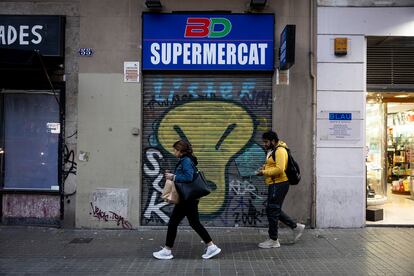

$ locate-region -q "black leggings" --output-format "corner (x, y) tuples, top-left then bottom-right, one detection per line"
(166, 200), (212, 248)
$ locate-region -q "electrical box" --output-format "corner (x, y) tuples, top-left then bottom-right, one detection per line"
(334, 37), (348, 56)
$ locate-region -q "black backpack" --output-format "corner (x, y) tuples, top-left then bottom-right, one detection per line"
(271, 146), (301, 185)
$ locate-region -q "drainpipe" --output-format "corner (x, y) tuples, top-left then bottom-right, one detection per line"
(309, 0), (317, 229)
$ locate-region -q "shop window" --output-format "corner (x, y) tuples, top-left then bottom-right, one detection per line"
(366, 93), (414, 208)
(366, 102), (387, 205)
(2, 92), (60, 190)
(387, 104), (414, 195)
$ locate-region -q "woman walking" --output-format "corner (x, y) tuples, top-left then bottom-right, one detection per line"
(153, 140), (221, 260)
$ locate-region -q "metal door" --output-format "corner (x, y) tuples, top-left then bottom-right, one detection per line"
(142, 74), (272, 227)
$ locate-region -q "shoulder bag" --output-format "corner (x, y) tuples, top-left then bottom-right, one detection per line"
(175, 164), (211, 201)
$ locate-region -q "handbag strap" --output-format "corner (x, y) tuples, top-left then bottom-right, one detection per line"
(190, 160), (200, 181)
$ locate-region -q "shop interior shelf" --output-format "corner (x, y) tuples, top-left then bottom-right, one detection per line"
(391, 190), (411, 195)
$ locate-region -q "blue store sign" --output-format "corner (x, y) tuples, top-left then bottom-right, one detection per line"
(142, 13), (274, 71)
(279, 25), (295, 70)
(329, 113), (352, 121)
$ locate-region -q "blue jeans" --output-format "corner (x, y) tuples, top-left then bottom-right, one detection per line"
(267, 181), (297, 240)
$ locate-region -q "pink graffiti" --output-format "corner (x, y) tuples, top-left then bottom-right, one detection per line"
(109, 211), (132, 230)
(90, 202), (109, 221)
(89, 203), (132, 229)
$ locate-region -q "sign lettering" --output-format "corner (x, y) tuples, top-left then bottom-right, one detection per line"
(184, 18), (232, 38)
(329, 113), (352, 121)
(143, 14), (274, 71)
(0, 15), (65, 56)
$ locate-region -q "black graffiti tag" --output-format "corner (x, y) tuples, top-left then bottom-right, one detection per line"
(241, 90), (271, 108)
(63, 144), (77, 181)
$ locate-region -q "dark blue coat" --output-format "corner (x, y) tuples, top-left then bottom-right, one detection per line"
(174, 156), (195, 183)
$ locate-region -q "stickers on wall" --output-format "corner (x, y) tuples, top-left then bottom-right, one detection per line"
(46, 122), (60, 134)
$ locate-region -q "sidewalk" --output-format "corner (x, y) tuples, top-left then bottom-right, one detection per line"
(0, 226), (413, 275)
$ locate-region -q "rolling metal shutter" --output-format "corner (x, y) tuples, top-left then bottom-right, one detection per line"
(367, 37), (414, 91)
(141, 74), (272, 227)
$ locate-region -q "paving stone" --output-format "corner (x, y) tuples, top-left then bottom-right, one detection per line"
(0, 226), (414, 275)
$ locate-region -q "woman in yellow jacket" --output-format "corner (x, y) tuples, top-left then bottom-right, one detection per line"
(256, 131), (305, 249)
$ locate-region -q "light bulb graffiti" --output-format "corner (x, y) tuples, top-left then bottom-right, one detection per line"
(157, 101), (254, 214)
(142, 76), (272, 227)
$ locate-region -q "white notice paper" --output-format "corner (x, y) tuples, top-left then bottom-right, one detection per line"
(124, 61), (139, 83)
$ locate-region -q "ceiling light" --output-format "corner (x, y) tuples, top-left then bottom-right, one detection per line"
(250, 0), (267, 9)
(145, 0), (162, 9)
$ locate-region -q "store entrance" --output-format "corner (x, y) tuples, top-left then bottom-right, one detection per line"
(366, 92), (414, 225)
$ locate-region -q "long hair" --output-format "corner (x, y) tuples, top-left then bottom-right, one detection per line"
(173, 140), (198, 165)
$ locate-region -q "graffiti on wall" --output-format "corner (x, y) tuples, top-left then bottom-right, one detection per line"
(89, 202), (132, 229)
(63, 144), (77, 182)
(63, 129), (77, 196)
(90, 188), (132, 229)
(142, 76), (272, 227)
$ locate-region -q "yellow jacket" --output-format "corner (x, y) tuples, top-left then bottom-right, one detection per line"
(262, 141), (289, 184)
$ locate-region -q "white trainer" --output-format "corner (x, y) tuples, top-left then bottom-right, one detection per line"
(258, 239), (280, 248)
(153, 247), (173, 260)
(202, 244), (221, 259)
(292, 223), (305, 242)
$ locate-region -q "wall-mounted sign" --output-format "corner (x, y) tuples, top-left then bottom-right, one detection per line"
(329, 112), (352, 120)
(124, 61), (139, 83)
(0, 15), (65, 56)
(279, 25), (295, 70)
(79, 48), (93, 56)
(319, 111), (361, 141)
(142, 13), (274, 71)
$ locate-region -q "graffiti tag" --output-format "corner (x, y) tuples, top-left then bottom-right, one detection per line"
(63, 144), (77, 182)
(229, 179), (262, 199)
(89, 203), (132, 229)
(143, 149), (169, 223)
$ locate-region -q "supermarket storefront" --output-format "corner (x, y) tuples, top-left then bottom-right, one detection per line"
(141, 13), (276, 226)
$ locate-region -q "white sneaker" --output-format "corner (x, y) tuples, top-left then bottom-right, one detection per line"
(292, 223), (305, 242)
(202, 244), (221, 259)
(153, 247), (173, 260)
(258, 239), (280, 248)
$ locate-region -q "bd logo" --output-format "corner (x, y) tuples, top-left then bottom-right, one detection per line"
(184, 18), (232, 38)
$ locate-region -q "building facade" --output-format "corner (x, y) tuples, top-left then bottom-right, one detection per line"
(5, 0), (412, 229)
(316, 0), (414, 227)
(0, 1), (79, 227)
(0, 0), (414, 229)
(0, 0), (313, 229)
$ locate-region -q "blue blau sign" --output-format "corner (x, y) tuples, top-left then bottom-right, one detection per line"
(142, 14), (274, 71)
(329, 113), (352, 120)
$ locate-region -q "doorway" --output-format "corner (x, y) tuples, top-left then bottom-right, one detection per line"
(366, 92), (414, 225)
